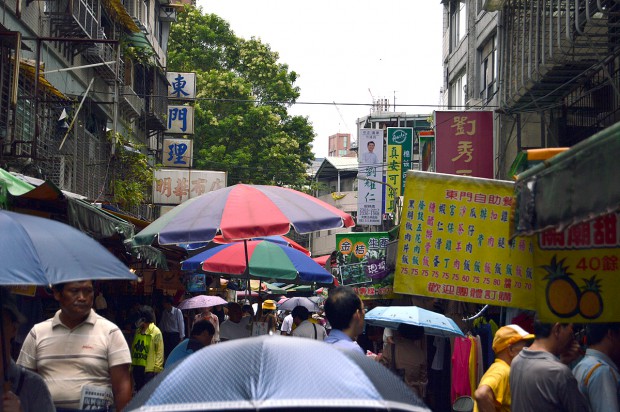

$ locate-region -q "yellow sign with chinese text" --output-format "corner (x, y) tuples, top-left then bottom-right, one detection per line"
(394, 171), (535, 309)
(385, 144), (402, 216)
(531, 214), (620, 322)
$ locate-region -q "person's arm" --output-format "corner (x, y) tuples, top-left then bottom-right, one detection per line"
(176, 308), (185, 340)
(110, 363), (132, 411)
(559, 368), (590, 412)
(3, 390), (23, 412)
(16, 329), (38, 372)
(583, 366), (620, 412)
(474, 385), (498, 412)
(153, 332), (164, 372)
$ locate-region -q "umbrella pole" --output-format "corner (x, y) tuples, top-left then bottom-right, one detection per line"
(0, 294), (8, 390)
(243, 239), (251, 304)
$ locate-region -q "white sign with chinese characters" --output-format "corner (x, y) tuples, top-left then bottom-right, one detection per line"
(357, 128), (384, 225)
(162, 138), (192, 168)
(167, 72), (196, 99)
(153, 169), (227, 205)
(167, 106), (194, 134)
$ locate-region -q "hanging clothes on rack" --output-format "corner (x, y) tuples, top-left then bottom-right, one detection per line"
(452, 336), (473, 403)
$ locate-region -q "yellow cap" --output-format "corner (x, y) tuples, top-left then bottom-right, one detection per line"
(492, 324), (535, 354)
(262, 299), (277, 310)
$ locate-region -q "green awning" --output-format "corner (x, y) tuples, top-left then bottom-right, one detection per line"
(0, 168), (35, 208)
(126, 32), (155, 55)
(513, 121), (620, 236)
(1, 168), (136, 241)
(66, 198), (135, 240)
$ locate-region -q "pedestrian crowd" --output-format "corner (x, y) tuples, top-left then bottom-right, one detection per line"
(3, 282), (619, 412)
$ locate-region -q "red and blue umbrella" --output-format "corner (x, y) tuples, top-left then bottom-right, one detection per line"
(181, 240), (333, 284)
(131, 184), (355, 246)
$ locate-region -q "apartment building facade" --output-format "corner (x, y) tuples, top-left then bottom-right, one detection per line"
(0, 0), (177, 217)
(441, 0), (620, 178)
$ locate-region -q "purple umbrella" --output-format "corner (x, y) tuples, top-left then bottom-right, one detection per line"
(177, 295), (227, 310)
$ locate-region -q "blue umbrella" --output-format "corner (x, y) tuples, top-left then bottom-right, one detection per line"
(126, 335), (431, 412)
(365, 306), (465, 338)
(181, 240), (333, 284)
(0, 210), (136, 285)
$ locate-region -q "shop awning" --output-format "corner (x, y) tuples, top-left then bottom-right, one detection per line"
(513, 121), (620, 236)
(2, 169), (135, 241)
(100, 0), (140, 33)
(508, 147), (569, 179)
(20, 61), (70, 100)
(125, 32), (155, 56)
(0, 168), (35, 202)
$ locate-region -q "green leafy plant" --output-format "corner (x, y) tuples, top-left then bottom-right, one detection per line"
(121, 38), (156, 66)
(109, 131), (156, 208)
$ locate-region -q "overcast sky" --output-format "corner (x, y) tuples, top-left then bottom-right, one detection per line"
(196, 0), (444, 158)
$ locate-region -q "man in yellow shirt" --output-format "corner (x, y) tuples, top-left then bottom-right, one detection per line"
(474, 324), (534, 412)
(131, 309), (164, 391)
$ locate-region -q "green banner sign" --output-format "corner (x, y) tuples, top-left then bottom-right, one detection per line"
(335, 232), (396, 299)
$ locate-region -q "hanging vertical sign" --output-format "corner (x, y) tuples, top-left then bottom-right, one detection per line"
(419, 130), (435, 172)
(386, 127), (413, 215)
(435, 111), (494, 178)
(162, 138), (192, 168)
(167, 106), (194, 134)
(357, 129), (384, 225)
(167, 72), (196, 100)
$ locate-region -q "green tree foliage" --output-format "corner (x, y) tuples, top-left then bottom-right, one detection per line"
(168, 7), (315, 187)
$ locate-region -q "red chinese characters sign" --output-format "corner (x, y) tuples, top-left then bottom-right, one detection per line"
(435, 111), (494, 178)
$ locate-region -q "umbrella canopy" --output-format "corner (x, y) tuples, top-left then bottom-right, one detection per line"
(278, 296), (319, 312)
(0, 210), (136, 285)
(181, 240), (333, 284)
(312, 254), (331, 266)
(365, 306), (465, 338)
(177, 295), (227, 310)
(213, 234), (311, 256)
(126, 335), (430, 412)
(131, 184), (355, 246)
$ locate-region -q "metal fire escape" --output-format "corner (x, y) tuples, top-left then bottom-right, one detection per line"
(500, 0), (620, 144)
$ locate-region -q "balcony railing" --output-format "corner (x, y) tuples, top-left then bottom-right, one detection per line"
(120, 85), (144, 120)
(123, 0), (148, 31)
(47, 0), (99, 39)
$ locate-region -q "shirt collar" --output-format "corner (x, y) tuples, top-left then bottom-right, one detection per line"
(586, 348), (619, 371)
(52, 308), (97, 329)
(327, 329), (353, 342)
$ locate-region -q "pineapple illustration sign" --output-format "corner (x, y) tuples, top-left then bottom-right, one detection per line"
(394, 171), (536, 309)
(533, 212), (619, 322)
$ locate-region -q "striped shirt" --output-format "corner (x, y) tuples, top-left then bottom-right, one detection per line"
(17, 309), (131, 410)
